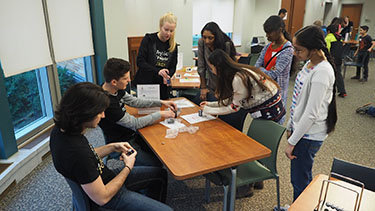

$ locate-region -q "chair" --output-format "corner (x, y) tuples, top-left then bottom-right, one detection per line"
(249, 53), (260, 66)
(65, 177), (114, 211)
(342, 44), (363, 79)
(238, 55), (251, 65)
(204, 119), (286, 211)
(330, 158), (375, 192)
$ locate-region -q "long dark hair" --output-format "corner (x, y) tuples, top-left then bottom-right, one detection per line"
(294, 26), (337, 134)
(54, 82), (110, 135)
(207, 49), (279, 105)
(201, 22), (237, 60)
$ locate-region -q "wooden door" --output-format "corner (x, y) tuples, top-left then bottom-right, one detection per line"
(281, 0), (306, 37)
(341, 4), (363, 40)
(127, 36), (144, 81)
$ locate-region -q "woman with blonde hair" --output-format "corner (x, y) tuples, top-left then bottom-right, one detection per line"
(135, 12), (178, 99)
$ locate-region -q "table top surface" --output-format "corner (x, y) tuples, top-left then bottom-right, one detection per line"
(171, 66), (200, 89)
(127, 98), (271, 180)
(289, 174), (375, 211)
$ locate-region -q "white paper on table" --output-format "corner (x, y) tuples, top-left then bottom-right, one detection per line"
(191, 66), (198, 71)
(180, 78), (200, 83)
(181, 113), (216, 124)
(137, 84), (160, 114)
(184, 73), (200, 77)
(174, 99), (195, 108)
(160, 120), (186, 129)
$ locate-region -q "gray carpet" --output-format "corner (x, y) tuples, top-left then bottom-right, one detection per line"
(1, 61), (374, 211)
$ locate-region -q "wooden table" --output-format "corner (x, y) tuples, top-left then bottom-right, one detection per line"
(127, 98), (271, 210)
(171, 66), (200, 89)
(289, 174), (375, 211)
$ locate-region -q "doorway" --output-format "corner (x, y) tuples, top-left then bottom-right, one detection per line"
(341, 4), (363, 40)
(281, 0), (307, 37)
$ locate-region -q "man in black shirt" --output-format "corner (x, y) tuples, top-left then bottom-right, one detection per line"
(50, 82), (172, 211)
(351, 25), (375, 82)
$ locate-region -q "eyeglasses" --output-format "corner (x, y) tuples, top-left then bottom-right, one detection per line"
(292, 46), (304, 55)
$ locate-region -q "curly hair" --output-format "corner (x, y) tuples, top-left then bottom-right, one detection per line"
(54, 82), (110, 135)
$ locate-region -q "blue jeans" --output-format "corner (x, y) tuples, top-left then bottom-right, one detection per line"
(102, 166), (172, 211)
(108, 135), (162, 167)
(291, 138), (323, 201)
(366, 106), (375, 117)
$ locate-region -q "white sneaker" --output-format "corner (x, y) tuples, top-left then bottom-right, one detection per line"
(273, 204), (290, 211)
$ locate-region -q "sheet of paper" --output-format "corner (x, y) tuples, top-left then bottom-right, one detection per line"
(160, 120), (186, 129)
(174, 99), (195, 108)
(183, 73), (200, 77)
(180, 78), (200, 83)
(137, 84), (160, 114)
(176, 52), (183, 70)
(181, 113), (216, 124)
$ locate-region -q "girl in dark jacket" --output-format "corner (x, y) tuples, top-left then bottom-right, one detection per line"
(135, 12), (178, 100)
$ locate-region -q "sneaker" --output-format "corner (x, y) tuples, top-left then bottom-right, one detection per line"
(359, 78), (368, 82)
(254, 181), (264, 189)
(236, 184), (254, 198)
(338, 93), (347, 98)
(273, 204), (290, 211)
(356, 103), (372, 114)
(351, 76), (360, 79)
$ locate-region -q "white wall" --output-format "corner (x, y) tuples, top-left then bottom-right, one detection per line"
(103, 0), (194, 66)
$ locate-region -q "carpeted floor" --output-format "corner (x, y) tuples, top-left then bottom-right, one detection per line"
(1, 61), (374, 211)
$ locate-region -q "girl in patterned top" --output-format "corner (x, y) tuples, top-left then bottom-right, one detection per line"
(200, 49), (285, 123)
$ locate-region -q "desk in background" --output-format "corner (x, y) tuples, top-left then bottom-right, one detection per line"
(171, 66), (200, 89)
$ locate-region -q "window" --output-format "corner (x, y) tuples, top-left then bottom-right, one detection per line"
(4, 67), (53, 140)
(57, 56), (94, 95)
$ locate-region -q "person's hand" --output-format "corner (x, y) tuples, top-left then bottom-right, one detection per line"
(200, 101), (208, 110)
(161, 100), (177, 111)
(112, 142), (132, 153)
(285, 143), (296, 160)
(160, 110), (175, 118)
(368, 48), (372, 53)
(286, 130), (292, 139)
(200, 88), (209, 100)
(158, 69), (170, 80)
(354, 51), (358, 57)
(120, 149), (137, 170)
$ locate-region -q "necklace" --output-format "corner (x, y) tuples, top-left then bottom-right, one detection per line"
(89, 144), (105, 174)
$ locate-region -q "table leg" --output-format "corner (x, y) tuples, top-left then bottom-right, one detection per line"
(229, 167), (237, 211)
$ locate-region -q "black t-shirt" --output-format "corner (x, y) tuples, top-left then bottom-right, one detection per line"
(359, 35), (373, 52)
(50, 126), (115, 185)
(98, 90), (135, 142)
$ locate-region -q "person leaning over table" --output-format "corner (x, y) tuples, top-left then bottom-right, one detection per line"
(194, 21), (247, 132)
(99, 58), (177, 167)
(200, 49), (286, 198)
(134, 12), (178, 100)
(50, 82), (172, 211)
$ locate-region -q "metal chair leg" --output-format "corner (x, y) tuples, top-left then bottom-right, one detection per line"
(205, 178), (211, 203)
(223, 185), (229, 211)
(276, 176), (281, 211)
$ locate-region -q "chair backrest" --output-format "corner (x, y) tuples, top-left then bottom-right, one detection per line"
(330, 158), (375, 191)
(247, 119), (285, 174)
(65, 177), (91, 211)
(249, 53), (260, 66)
(238, 56), (251, 65)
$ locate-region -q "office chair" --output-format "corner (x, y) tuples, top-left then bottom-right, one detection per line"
(204, 119), (286, 211)
(330, 158), (375, 192)
(65, 177), (114, 211)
